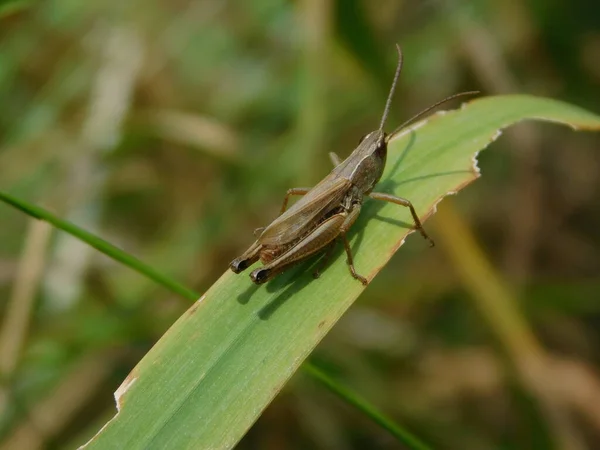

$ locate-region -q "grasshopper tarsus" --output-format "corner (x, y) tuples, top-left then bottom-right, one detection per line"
(416, 225), (434, 247)
(229, 45), (477, 286)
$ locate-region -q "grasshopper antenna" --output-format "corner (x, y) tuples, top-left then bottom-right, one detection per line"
(386, 90), (480, 142)
(379, 44), (404, 132)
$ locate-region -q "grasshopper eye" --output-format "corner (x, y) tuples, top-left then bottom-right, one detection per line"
(375, 139), (387, 157)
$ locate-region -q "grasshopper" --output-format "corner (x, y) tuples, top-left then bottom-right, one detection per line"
(231, 45), (477, 285)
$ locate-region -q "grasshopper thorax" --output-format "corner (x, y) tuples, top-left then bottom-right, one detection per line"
(344, 129), (387, 194)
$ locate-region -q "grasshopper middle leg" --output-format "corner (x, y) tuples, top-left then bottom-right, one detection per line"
(369, 192), (434, 246)
(280, 188), (311, 214)
(252, 188), (311, 238)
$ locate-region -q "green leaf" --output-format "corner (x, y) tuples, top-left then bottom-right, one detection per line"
(19, 95), (600, 449)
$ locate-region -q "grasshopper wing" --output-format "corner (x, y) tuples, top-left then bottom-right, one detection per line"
(259, 175), (350, 246)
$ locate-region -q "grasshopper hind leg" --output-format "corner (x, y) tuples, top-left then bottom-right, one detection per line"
(312, 241), (337, 279)
(250, 213), (347, 285)
(341, 235), (368, 285)
(232, 188), (311, 274)
(338, 203), (368, 285)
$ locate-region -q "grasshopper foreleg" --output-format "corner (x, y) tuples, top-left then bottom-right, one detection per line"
(369, 192), (434, 246)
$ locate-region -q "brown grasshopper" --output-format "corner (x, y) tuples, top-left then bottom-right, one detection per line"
(230, 45), (477, 285)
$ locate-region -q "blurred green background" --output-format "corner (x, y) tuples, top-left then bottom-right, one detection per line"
(1, 0), (599, 448)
